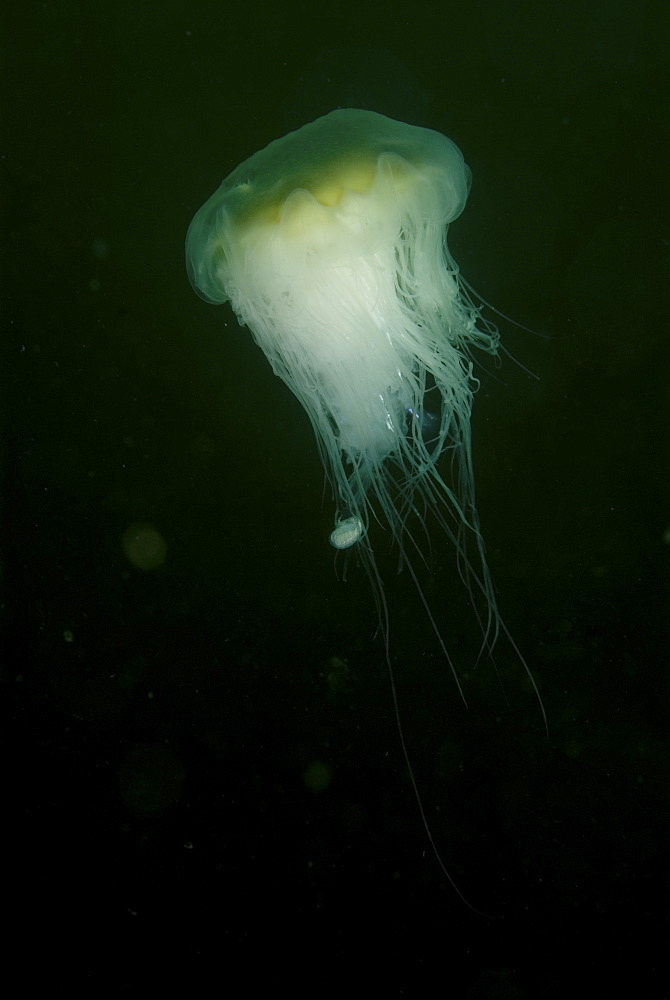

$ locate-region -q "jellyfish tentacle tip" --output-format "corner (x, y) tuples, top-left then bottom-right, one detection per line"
(329, 516), (365, 550)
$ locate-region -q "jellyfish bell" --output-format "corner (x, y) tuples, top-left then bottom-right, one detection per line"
(186, 108), (538, 703)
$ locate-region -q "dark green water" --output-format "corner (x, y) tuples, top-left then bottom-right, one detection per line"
(3, 2), (667, 995)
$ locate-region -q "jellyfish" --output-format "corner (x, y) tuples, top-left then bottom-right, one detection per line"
(186, 109), (536, 706)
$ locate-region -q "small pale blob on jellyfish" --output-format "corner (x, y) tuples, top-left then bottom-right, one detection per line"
(186, 109), (523, 685)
